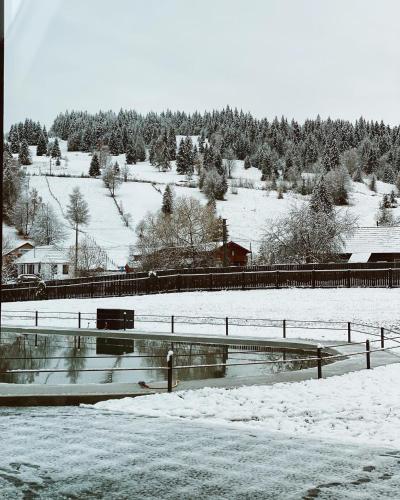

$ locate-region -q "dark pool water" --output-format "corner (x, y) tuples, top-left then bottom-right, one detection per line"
(0, 333), (324, 385)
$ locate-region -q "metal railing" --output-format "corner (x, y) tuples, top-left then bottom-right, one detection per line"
(1, 314), (400, 392)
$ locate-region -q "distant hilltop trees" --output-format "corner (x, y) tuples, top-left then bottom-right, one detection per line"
(5, 108), (400, 189)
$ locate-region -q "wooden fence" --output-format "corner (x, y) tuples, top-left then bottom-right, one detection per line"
(2, 267), (399, 303)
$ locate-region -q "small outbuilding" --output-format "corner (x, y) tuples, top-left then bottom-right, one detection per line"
(215, 241), (251, 267)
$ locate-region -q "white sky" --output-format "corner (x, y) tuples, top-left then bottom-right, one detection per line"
(5, 0), (400, 128)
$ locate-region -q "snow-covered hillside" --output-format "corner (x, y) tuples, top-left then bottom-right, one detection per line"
(14, 139), (400, 267)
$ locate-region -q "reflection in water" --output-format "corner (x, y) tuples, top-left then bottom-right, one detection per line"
(0, 333), (327, 385)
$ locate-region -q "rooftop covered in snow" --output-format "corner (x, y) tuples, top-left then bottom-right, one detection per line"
(15, 245), (69, 265)
(343, 227), (400, 262)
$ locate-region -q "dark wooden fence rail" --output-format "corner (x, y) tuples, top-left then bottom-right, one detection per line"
(2, 267), (399, 303)
(3, 261), (400, 292)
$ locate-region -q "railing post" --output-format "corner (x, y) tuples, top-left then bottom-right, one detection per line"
(347, 269), (351, 288)
(380, 327), (385, 348)
(77, 335), (81, 351)
(225, 317), (229, 336)
(275, 270), (279, 288)
(35, 311), (38, 327)
(366, 339), (371, 369)
(78, 312), (81, 329)
(283, 319), (286, 339)
(171, 315), (174, 334)
(347, 322), (351, 343)
(312, 270), (315, 288)
(34, 334), (38, 347)
(389, 268), (393, 288)
(317, 347), (322, 379)
(167, 350), (174, 393)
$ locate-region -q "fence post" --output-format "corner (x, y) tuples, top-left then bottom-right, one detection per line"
(34, 334), (38, 347)
(275, 270), (279, 288)
(78, 312), (81, 329)
(283, 319), (286, 339)
(389, 268), (393, 288)
(347, 269), (351, 288)
(35, 311), (38, 327)
(171, 315), (174, 334)
(167, 350), (174, 393)
(380, 327), (385, 348)
(77, 336), (81, 351)
(366, 340), (371, 369)
(347, 322), (351, 343)
(317, 347), (322, 379)
(225, 317), (229, 336)
(209, 273), (213, 290)
(312, 270), (315, 288)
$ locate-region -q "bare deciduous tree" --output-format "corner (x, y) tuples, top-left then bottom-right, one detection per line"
(136, 196), (222, 270)
(258, 204), (357, 264)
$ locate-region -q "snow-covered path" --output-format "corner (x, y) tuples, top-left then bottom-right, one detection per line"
(1, 406), (400, 499)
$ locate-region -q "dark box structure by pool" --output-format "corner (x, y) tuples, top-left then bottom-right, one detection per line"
(96, 308), (135, 330)
(96, 308), (135, 355)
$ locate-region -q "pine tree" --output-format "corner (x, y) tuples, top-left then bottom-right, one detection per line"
(18, 139), (32, 165)
(135, 135), (146, 162)
(9, 125), (20, 154)
(310, 179), (333, 214)
(167, 128), (176, 160)
(36, 133), (48, 156)
(352, 166), (363, 182)
(322, 139), (340, 171)
(176, 139), (187, 174)
(162, 184), (174, 215)
(52, 138), (61, 159)
(89, 153), (101, 176)
(125, 142), (136, 165)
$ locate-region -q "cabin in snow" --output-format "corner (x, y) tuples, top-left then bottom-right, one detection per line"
(215, 241), (251, 267)
(15, 245), (70, 280)
(341, 227), (400, 263)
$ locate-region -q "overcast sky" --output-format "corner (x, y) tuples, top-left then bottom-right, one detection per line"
(5, 0), (400, 129)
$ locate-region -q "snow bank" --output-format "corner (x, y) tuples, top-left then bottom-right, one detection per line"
(89, 363), (400, 448)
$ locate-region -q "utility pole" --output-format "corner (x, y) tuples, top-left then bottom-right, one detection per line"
(75, 224), (79, 276)
(222, 218), (228, 267)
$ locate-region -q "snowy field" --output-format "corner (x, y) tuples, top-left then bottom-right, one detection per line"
(2, 407), (400, 499)
(10, 138), (399, 269)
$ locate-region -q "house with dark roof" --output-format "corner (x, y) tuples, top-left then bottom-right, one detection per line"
(341, 227), (400, 263)
(2, 240), (35, 266)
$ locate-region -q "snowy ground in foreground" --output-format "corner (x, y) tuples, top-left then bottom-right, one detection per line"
(1, 406), (400, 499)
(3, 288), (399, 342)
(91, 363), (400, 449)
